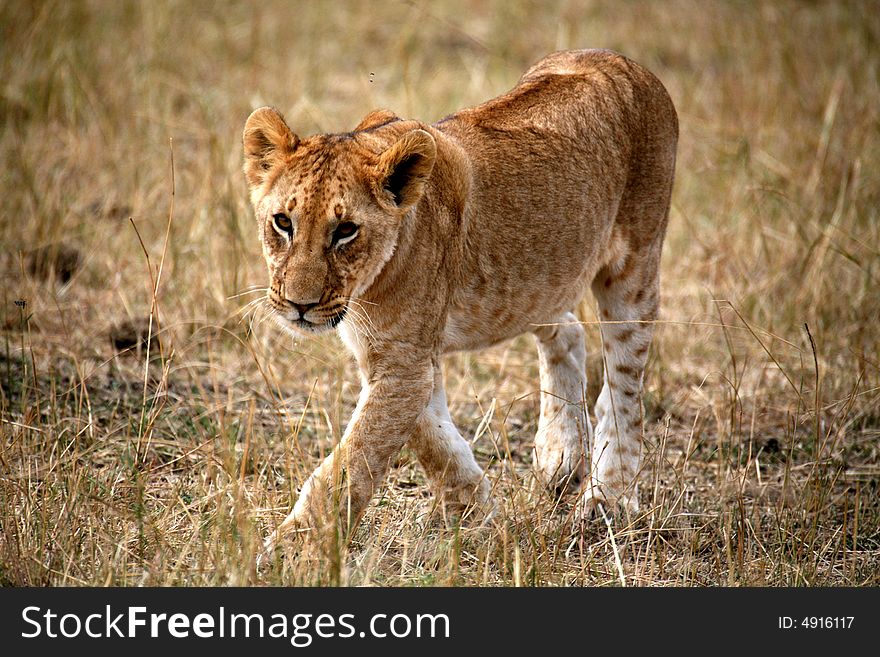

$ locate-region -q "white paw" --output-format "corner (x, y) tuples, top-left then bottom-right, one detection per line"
(577, 482), (639, 520)
(533, 433), (585, 492)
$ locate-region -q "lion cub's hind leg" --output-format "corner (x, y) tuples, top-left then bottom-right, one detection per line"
(583, 243), (661, 516)
(408, 366), (492, 524)
(532, 311), (591, 493)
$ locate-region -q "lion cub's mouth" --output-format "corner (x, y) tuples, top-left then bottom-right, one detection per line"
(278, 307), (347, 335)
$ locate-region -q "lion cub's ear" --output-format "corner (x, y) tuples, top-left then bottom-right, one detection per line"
(242, 107), (299, 189)
(374, 129), (436, 212)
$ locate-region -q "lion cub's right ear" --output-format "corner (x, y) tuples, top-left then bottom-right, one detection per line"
(242, 107), (299, 189)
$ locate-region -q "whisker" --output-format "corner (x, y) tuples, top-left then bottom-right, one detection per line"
(227, 286), (269, 300)
(234, 296), (269, 321)
(342, 297), (379, 332)
(344, 304), (377, 345)
(343, 296), (378, 307)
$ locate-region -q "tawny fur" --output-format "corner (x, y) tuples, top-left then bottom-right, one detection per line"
(242, 49), (678, 558)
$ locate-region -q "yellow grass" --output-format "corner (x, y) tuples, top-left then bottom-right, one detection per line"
(1, 0), (878, 586)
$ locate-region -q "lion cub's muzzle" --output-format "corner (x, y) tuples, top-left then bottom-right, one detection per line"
(267, 290), (347, 334)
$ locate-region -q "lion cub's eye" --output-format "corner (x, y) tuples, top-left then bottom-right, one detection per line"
(271, 213), (293, 237)
(333, 221), (359, 246)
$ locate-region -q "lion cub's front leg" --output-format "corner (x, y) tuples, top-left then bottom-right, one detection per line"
(408, 365), (492, 522)
(262, 359), (433, 560)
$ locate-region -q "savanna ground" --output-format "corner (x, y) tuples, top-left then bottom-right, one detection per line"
(1, 0), (879, 586)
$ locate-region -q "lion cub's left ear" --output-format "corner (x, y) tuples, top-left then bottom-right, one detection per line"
(242, 106), (299, 189)
(374, 129), (437, 212)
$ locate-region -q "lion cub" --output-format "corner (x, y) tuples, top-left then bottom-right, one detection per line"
(243, 49), (677, 557)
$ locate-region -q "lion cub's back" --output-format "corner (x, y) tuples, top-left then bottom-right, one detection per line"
(453, 49), (676, 144)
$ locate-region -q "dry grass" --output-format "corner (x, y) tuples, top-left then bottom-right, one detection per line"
(1, 0), (879, 586)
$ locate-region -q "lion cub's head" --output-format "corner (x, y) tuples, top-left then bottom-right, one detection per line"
(242, 107), (436, 335)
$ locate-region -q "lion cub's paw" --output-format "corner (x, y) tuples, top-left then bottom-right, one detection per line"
(532, 439), (585, 495)
(424, 484), (497, 529)
(576, 485), (639, 523)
